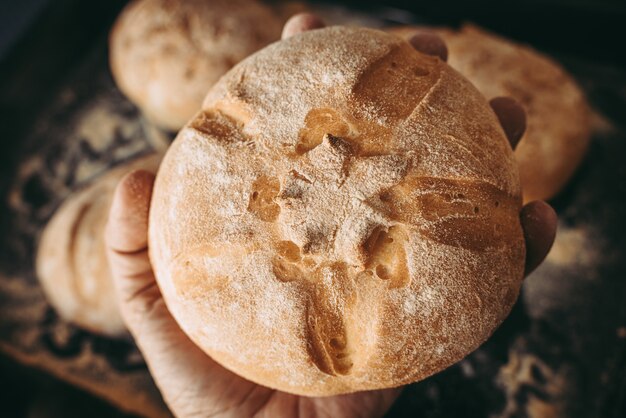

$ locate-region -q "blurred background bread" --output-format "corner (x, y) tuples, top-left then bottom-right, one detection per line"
(389, 24), (592, 202)
(36, 154), (161, 337)
(109, 0), (282, 131)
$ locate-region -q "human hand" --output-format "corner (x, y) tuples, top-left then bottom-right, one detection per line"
(105, 16), (556, 418)
(105, 168), (401, 417)
(106, 168), (554, 418)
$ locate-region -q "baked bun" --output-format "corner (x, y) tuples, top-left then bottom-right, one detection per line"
(109, 0), (282, 131)
(149, 26), (525, 395)
(389, 24), (592, 202)
(37, 154), (161, 337)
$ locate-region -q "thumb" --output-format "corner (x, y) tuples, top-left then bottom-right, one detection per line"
(105, 169), (212, 407)
(106, 169), (158, 315)
(106, 170), (190, 373)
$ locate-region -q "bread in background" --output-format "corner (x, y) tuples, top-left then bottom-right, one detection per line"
(109, 0), (282, 131)
(36, 154), (161, 337)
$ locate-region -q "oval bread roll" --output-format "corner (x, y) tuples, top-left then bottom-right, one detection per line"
(36, 154), (161, 337)
(389, 24), (592, 202)
(149, 27), (525, 395)
(109, 0), (282, 131)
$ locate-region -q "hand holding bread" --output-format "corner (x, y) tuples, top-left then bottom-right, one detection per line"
(106, 170), (554, 416)
(105, 16), (557, 416)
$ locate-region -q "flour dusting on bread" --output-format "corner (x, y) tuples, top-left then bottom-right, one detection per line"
(149, 26), (525, 396)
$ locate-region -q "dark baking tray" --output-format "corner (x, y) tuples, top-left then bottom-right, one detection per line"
(1, 1), (626, 417)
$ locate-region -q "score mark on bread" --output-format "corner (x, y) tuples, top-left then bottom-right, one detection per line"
(248, 175), (281, 222)
(388, 24), (592, 202)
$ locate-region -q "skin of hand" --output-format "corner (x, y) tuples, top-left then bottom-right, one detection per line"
(105, 16), (557, 418)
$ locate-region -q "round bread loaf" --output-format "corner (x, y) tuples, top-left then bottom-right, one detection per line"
(149, 26), (525, 395)
(109, 0), (282, 131)
(37, 154), (161, 337)
(389, 24), (592, 202)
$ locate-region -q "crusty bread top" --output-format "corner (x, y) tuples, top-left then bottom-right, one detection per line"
(109, 0), (282, 131)
(150, 26), (525, 395)
(389, 24), (592, 202)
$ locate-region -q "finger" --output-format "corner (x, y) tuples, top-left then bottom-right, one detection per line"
(521, 200), (557, 276)
(408, 31), (448, 61)
(106, 170), (156, 303)
(105, 170), (273, 417)
(281, 13), (325, 39)
(106, 169), (154, 253)
(310, 387), (402, 418)
(490, 97), (526, 150)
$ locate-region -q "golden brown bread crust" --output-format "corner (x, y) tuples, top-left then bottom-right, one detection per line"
(36, 154), (161, 337)
(389, 24), (592, 202)
(109, 0), (282, 131)
(149, 26), (525, 395)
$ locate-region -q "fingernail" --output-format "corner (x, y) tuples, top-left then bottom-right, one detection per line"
(281, 13), (325, 40)
(490, 97), (526, 150)
(408, 32), (448, 61)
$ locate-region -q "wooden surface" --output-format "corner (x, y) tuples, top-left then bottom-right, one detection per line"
(1, 2), (625, 417)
